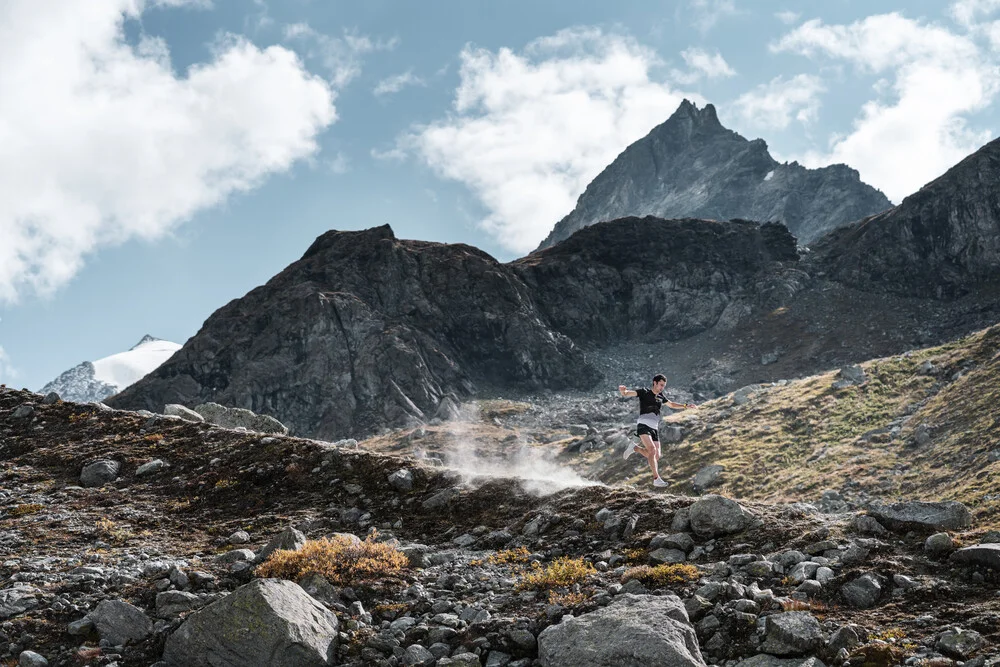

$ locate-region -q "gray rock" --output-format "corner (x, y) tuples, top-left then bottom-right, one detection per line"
(834, 365), (866, 387)
(734, 656), (826, 667)
(649, 548), (687, 565)
(402, 644), (435, 667)
(759, 611), (824, 656)
(156, 591), (206, 618)
(840, 573), (882, 609)
(254, 527), (308, 564)
(691, 465), (724, 492)
(228, 530), (251, 545)
(438, 654), (481, 667)
(924, 532), (954, 556)
(0, 586), (40, 619)
(162, 579), (339, 666)
(164, 404), (204, 422)
(41, 391), (60, 404)
(80, 459), (120, 487)
(194, 402), (289, 435)
(388, 468), (414, 492)
(828, 626), (861, 654)
(136, 459), (167, 476)
(87, 599), (153, 646)
(867, 500), (972, 531)
(671, 507), (691, 532)
(12, 405), (34, 419)
(538, 594), (705, 666)
(950, 543), (1000, 570)
(787, 562), (818, 585)
(18, 651), (48, 667)
(849, 515), (887, 536)
(649, 533), (695, 553)
(936, 628), (985, 659)
(422, 488), (459, 510)
(688, 495), (754, 538)
(214, 549), (256, 566)
(67, 617), (95, 636)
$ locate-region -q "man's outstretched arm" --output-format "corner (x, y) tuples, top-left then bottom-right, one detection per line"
(618, 385), (637, 397)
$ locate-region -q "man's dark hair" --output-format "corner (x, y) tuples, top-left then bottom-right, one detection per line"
(652, 374), (667, 384)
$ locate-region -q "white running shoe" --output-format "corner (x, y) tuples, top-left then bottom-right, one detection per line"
(653, 477), (668, 487)
(622, 444), (636, 460)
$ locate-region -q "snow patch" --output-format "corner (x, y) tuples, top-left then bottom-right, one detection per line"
(764, 170), (774, 181)
(91, 337), (180, 390)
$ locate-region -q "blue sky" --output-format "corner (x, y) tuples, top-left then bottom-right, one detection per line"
(2, 0), (999, 390)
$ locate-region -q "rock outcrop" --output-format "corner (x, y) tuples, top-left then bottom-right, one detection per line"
(813, 137), (1000, 297)
(538, 100), (890, 249)
(109, 226), (596, 439)
(514, 217), (798, 345)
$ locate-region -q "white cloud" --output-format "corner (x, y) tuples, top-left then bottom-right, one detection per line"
(775, 10), (800, 25)
(282, 23), (397, 88)
(676, 47), (736, 81)
(951, 0), (1000, 26)
(371, 146), (408, 162)
(687, 0), (740, 32)
(772, 14), (999, 202)
(0, 0), (336, 304)
(328, 151), (351, 174)
(733, 74), (825, 129)
(402, 28), (690, 253)
(0, 344), (16, 385)
(373, 70), (425, 96)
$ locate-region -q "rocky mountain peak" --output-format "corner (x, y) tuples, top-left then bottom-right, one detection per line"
(537, 100), (891, 250)
(130, 334), (160, 350)
(301, 223), (396, 260)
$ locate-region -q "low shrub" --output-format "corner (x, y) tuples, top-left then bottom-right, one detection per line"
(256, 533), (408, 586)
(621, 563), (699, 587)
(516, 557), (595, 591)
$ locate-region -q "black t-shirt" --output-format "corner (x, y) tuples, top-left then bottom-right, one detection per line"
(635, 388), (667, 415)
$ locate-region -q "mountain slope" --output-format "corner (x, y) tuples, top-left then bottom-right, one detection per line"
(813, 136), (1000, 297)
(538, 100), (891, 249)
(39, 335), (180, 403)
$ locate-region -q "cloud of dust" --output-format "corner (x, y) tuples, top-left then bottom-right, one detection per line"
(430, 404), (600, 495)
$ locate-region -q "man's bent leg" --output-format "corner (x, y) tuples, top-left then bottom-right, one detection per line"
(639, 434), (660, 479)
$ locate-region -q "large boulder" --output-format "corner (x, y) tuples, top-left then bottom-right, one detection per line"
(537, 593), (705, 667)
(254, 527), (308, 565)
(79, 460), (120, 488)
(0, 586), (40, 620)
(194, 402), (289, 435)
(759, 612), (824, 656)
(949, 543), (1000, 570)
(87, 600), (152, 646)
(840, 573), (882, 609)
(867, 501), (972, 532)
(688, 495), (755, 538)
(162, 579), (339, 666)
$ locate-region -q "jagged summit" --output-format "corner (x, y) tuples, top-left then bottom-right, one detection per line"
(537, 100), (891, 250)
(130, 334), (162, 350)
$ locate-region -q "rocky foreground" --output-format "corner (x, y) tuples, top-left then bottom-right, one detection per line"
(2, 387), (999, 666)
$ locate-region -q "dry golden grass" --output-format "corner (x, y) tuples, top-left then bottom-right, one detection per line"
(516, 556), (595, 591)
(8, 503), (44, 517)
(94, 517), (134, 545)
(621, 563), (699, 587)
(256, 533), (408, 586)
(648, 324), (1000, 527)
(547, 590), (588, 607)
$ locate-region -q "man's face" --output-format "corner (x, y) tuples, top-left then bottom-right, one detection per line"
(653, 379), (666, 392)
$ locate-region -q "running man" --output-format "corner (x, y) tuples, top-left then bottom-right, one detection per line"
(618, 374), (696, 487)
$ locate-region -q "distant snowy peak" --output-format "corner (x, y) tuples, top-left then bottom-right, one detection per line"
(40, 335), (181, 403)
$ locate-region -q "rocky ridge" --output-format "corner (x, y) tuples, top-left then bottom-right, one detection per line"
(2, 388), (999, 666)
(537, 100), (891, 249)
(812, 136), (1000, 297)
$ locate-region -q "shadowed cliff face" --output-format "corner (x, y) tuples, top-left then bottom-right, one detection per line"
(514, 217), (799, 344)
(538, 100), (891, 250)
(812, 137), (1000, 298)
(108, 225), (598, 439)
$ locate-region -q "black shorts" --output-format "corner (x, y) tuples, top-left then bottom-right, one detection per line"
(636, 423), (659, 440)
